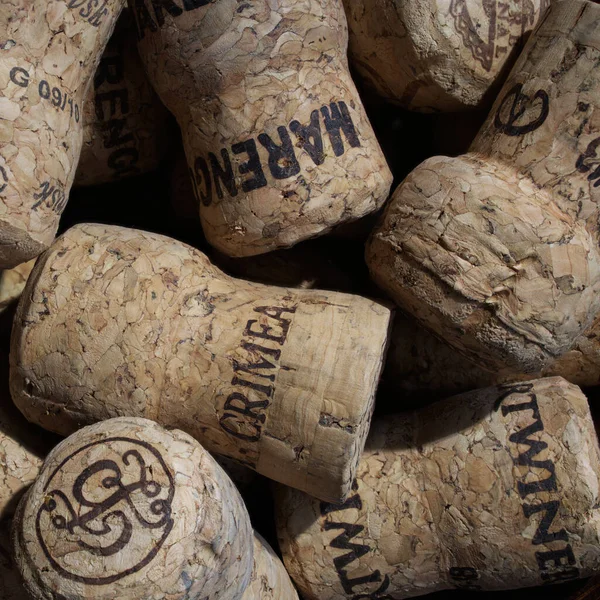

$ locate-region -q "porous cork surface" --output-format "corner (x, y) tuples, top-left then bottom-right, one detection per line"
(13, 416), (253, 600)
(131, 0), (392, 257)
(74, 11), (170, 187)
(0, 0), (125, 268)
(242, 532), (299, 600)
(276, 377), (600, 599)
(10, 223), (391, 502)
(386, 311), (600, 398)
(367, 0), (600, 373)
(343, 0), (550, 111)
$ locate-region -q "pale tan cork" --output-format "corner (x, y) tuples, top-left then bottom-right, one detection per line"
(343, 0), (551, 112)
(131, 0), (392, 257)
(9, 223), (392, 502)
(13, 416), (254, 600)
(0, 258), (35, 313)
(386, 312), (600, 399)
(242, 532), (299, 600)
(0, 0), (125, 269)
(276, 377), (600, 598)
(367, 0), (600, 373)
(74, 11), (170, 187)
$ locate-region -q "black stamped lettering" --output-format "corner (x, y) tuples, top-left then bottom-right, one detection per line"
(494, 83), (550, 136)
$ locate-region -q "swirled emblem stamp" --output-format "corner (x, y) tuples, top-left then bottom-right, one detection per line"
(36, 437), (175, 585)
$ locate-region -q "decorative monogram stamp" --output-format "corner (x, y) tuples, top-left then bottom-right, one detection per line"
(450, 1), (550, 72)
(36, 437), (175, 585)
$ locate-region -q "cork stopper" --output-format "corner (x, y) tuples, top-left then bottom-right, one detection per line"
(243, 532), (299, 600)
(74, 11), (171, 187)
(131, 0), (392, 257)
(0, 0), (125, 269)
(343, 0), (551, 112)
(13, 416), (254, 600)
(10, 223), (391, 502)
(276, 377), (600, 598)
(367, 0), (600, 373)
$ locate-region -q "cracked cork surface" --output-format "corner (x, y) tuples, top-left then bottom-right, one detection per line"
(74, 11), (171, 187)
(276, 377), (600, 599)
(343, 0), (551, 112)
(131, 0), (392, 257)
(0, 0), (125, 269)
(242, 532), (299, 600)
(9, 222), (392, 503)
(367, 0), (600, 374)
(13, 416), (254, 600)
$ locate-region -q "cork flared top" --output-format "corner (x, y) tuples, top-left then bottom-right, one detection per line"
(13, 417), (253, 600)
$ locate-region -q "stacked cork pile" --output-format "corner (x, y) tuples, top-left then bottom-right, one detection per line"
(2, 1), (600, 599)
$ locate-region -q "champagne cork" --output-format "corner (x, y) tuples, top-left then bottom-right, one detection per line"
(276, 377), (600, 599)
(243, 532), (299, 600)
(13, 416), (254, 600)
(0, 258), (35, 313)
(0, 0), (125, 269)
(131, 0), (393, 257)
(10, 222), (391, 502)
(385, 311), (600, 401)
(343, 0), (551, 112)
(74, 12), (171, 187)
(367, 0), (600, 373)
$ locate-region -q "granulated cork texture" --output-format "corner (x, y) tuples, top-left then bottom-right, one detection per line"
(343, 0), (550, 111)
(74, 11), (170, 187)
(367, 0), (600, 373)
(13, 417), (254, 600)
(242, 533), (299, 600)
(0, 0), (125, 268)
(131, 0), (392, 257)
(276, 377), (600, 599)
(10, 223), (391, 502)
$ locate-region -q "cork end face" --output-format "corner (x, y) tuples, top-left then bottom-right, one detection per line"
(366, 155), (600, 373)
(12, 417), (253, 600)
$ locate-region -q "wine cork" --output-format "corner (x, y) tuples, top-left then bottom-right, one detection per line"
(10, 222), (391, 502)
(276, 377), (600, 599)
(243, 532), (299, 600)
(343, 0), (551, 112)
(131, 0), (392, 257)
(0, 258), (35, 313)
(0, 0), (125, 269)
(367, 0), (600, 373)
(13, 416), (254, 600)
(74, 12), (171, 187)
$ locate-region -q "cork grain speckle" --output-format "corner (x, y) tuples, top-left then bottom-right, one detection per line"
(343, 0), (551, 112)
(9, 223), (392, 502)
(131, 0), (392, 257)
(367, 0), (600, 373)
(0, 0), (125, 268)
(276, 377), (600, 599)
(12, 417), (254, 600)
